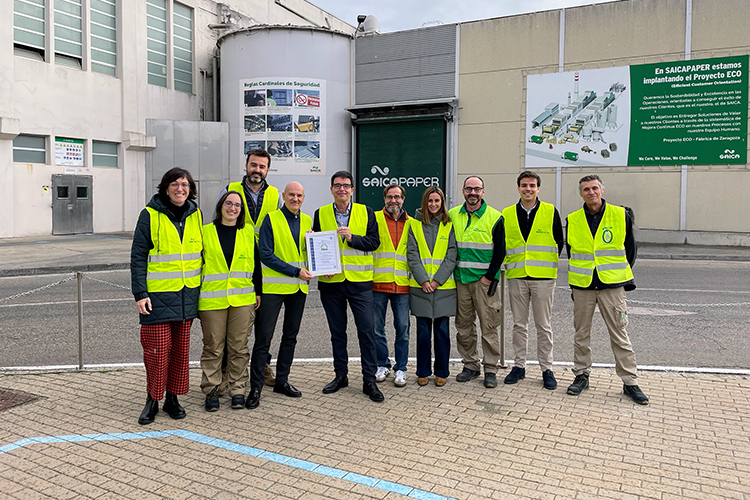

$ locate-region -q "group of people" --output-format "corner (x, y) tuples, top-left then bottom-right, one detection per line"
(130, 148), (649, 425)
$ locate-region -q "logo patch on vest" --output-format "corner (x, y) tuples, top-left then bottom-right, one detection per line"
(602, 228), (613, 244)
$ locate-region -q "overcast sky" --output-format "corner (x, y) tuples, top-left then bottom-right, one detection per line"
(311, 0), (614, 33)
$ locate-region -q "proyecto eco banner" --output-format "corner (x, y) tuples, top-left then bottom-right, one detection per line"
(356, 119), (445, 215)
(525, 55), (747, 168)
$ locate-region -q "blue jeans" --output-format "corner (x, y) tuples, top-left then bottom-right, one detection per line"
(372, 291), (410, 372)
(416, 316), (450, 378)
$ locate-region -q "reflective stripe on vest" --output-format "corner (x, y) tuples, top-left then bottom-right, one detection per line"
(448, 204), (503, 284)
(566, 204), (634, 287)
(318, 203), (373, 283)
(502, 201), (559, 279)
(145, 207), (203, 292)
(261, 209), (312, 295)
(408, 220), (456, 290)
(373, 211), (411, 286)
(198, 223), (256, 310)
(228, 182), (279, 241)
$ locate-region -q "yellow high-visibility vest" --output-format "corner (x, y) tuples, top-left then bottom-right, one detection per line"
(262, 209), (312, 295)
(502, 201), (559, 279)
(146, 207), (203, 292)
(373, 210), (410, 286)
(408, 220), (456, 290)
(567, 204), (634, 287)
(228, 181), (279, 241)
(317, 203), (373, 283)
(198, 223), (256, 310)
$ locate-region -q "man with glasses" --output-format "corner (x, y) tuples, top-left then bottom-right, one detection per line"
(448, 176), (505, 388)
(313, 171), (384, 402)
(372, 184), (411, 387)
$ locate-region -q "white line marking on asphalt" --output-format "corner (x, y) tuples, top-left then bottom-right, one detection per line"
(0, 298), (131, 308)
(2, 359), (748, 375)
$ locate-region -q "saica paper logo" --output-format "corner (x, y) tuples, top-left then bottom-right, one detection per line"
(720, 149), (740, 160)
(371, 165), (390, 175)
(602, 228), (613, 244)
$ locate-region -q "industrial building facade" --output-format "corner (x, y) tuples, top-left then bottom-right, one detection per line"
(3, 0), (748, 244)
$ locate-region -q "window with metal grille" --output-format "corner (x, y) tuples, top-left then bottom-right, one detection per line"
(92, 141), (119, 167)
(13, 0), (46, 60)
(13, 135), (47, 164)
(146, 0), (168, 87)
(173, 2), (193, 93)
(54, 0), (83, 69)
(90, 0), (117, 76)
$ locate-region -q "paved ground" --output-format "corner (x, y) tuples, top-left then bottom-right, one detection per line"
(1, 365), (749, 500)
(1, 234), (749, 499)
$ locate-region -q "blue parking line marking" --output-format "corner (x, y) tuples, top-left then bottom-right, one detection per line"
(0, 431), (456, 500)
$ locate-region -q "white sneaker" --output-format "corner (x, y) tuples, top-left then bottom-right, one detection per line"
(375, 366), (390, 382)
(394, 370), (406, 387)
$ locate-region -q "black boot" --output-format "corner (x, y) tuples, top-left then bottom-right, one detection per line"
(138, 395), (159, 425)
(163, 393), (186, 419)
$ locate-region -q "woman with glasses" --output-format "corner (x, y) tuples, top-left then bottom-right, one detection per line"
(198, 191), (260, 412)
(406, 186), (457, 387)
(130, 168), (203, 425)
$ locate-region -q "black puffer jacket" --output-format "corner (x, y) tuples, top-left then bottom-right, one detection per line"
(130, 195), (202, 325)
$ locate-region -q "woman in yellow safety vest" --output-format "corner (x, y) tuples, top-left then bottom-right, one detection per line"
(198, 191), (259, 412)
(406, 187), (457, 387)
(130, 168), (203, 425)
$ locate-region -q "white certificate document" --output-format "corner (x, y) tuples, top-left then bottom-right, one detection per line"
(306, 230), (342, 276)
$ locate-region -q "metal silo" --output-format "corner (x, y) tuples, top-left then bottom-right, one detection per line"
(218, 26), (353, 212)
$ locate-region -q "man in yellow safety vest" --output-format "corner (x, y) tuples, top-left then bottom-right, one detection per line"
(501, 171), (564, 390)
(246, 182), (313, 410)
(565, 174), (649, 405)
(313, 171), (384, 403)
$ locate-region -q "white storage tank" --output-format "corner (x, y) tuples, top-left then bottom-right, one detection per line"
(218, 26), (353, 212)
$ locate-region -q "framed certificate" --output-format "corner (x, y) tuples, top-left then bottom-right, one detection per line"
(306, 230), (342, 276)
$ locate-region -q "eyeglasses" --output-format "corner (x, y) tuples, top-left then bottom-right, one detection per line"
(170, 182), (190, 189)
(385, 195), (402, 201)
(224, 201), (242, 209)
(332, 183), (352, 190)
(463, 186), (483, 193)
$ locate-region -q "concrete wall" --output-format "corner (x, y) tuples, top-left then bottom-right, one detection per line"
(1, 0), (352, 238)
(458, 0), (750, 243)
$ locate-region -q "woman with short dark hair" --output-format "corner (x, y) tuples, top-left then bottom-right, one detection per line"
(130, 167), (203, 425)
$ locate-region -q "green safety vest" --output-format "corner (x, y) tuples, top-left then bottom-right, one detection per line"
(408, 220), (456, 290)
(373, 211), (411, 286)
(261, 209), (312, 295)
(318, 203), (373, 283)
(228, 181), (279, 241)
(145, 207), (203, 292)
(198, 223), (256, 310)
(502, 201), (559, 279)
(448, 202), (503, 284)
(567, 204), (634, 287)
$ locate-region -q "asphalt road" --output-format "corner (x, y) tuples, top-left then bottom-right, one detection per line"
(1, 259), (748, 371)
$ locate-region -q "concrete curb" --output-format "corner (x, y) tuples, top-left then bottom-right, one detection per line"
(0, 263), (130, 278)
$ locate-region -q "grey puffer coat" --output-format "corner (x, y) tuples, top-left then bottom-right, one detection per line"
(407, 210), (457, 319)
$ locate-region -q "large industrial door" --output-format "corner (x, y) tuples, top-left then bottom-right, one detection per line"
(356, 118), (446, 215)
(51, 174), (93, 235)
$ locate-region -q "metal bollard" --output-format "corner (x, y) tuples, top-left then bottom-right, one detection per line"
(499, 270), (507, 369)
(77, 271), (84, 370)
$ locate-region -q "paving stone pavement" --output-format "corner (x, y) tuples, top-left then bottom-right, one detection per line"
(0, 364), (748, 500)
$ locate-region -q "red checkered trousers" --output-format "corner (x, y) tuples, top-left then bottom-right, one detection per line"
(140, 320), (193, 400)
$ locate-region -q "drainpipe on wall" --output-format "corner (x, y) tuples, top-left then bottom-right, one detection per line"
(274, 0), (325, 28)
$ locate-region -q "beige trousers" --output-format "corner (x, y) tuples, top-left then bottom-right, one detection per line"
(455, 280), (502, 373)
(572, 287), (638, 385)
(199, 305), (255, 397)
(507, 278), (555, 372)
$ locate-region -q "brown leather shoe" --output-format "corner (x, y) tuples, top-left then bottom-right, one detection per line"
(417, 377), (429, 386)
(264, 364), (276, 387)
(435, 377), (447, 387)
